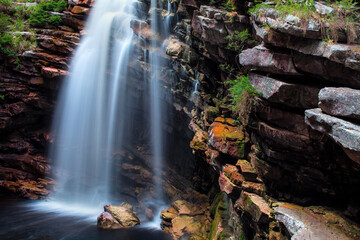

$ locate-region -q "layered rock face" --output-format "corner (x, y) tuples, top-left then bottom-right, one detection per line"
(164, 1), (360, 239)
(0, 1), (87, 198)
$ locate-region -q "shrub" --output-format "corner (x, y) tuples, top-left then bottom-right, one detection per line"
(28, 0), (66, 27)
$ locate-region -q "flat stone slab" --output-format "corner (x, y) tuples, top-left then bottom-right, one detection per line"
(239, 45), (300, 75)
(305, 108), (360, 164)
(319, 87), (360, 120)
(274, 203), (360, 239)
(249, 73), (320, 109)
(235, 191), (271, 224)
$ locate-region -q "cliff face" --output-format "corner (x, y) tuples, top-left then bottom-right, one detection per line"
(0, 0), (87, 198)
(162, 1), (360, 239)
(1, 0), (360, 238)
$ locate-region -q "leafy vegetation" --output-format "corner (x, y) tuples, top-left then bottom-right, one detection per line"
(28, 0), (66, 27)
(0, 0), (67, 58)
(249, 0), (360, 43)
(226, 75), (261, 124)
(223, 0), (236, 12)
(225, 29), (251, 51)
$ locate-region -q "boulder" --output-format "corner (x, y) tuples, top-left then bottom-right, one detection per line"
(239, 45), (300, 75)
(305, 108), (360, 164)
(97, 212), (122, 229)
(318, 87), (360, 120)
(249, 73), (320, 109)
(97, 203), (140, 229)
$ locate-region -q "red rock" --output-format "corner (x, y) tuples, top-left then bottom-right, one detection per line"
(223, 164), (244, 186)
(218, 172), (234, 194)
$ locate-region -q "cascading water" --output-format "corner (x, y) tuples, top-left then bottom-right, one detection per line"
(50, 0), (138, 210)
(48, 0), (172, 216)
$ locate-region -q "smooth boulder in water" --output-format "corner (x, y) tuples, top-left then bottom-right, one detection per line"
(97, 203), (140, 229)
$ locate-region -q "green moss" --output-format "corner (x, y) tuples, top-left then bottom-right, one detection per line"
(239, 231), (246, 240)
(190, 140), (207, 151)
(209, 192), (231, 240)
(206, 106), (219, 120)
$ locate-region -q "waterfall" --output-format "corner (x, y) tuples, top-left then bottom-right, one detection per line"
(191, 70), (200, 98)
(49, 0), (171, 214)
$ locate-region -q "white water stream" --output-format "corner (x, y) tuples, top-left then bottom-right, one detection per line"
(47, 0), (172, 220)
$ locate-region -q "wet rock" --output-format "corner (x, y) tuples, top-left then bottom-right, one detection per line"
(97, 212), (123, 229)
(319, 87), (360, 120)
(274, 203), (360, 239)
(130, 20), (154, 41)
(239, 45), (300, 75)
(161, 200), (210, 240)
(249, 73), (320, 109)
(305, 108), (360, 164)
(165, 38), (185, 57)
(97, 203), (140, 229)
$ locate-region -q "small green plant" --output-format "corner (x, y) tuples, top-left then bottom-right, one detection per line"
(0, 94), (5, 100)
(226, 75), (261, 124)
(225, 29), (251, 52)
(220, 63), (236, 75)
(223, 0), (236, 12)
